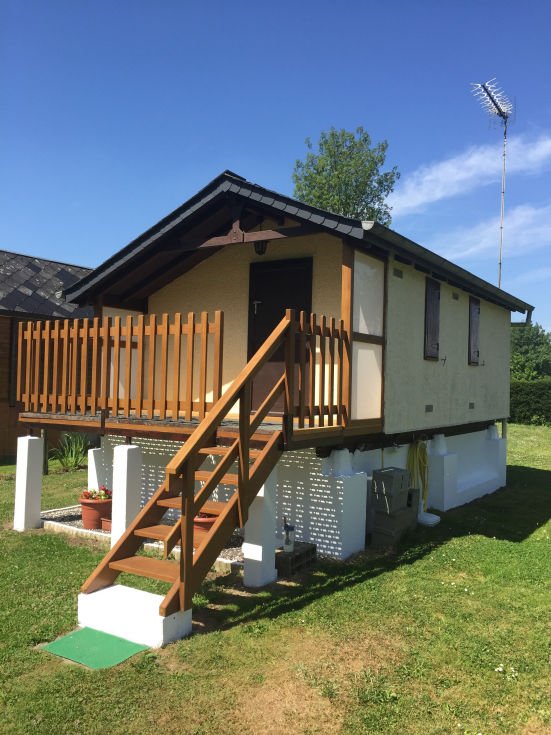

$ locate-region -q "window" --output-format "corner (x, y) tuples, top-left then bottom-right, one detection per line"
(469, 297), (480, 365)
(424, 278), (440, 360)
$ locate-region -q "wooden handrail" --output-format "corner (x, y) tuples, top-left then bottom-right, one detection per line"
(165, 312), (292, 477)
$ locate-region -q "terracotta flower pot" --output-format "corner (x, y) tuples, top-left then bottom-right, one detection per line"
(80, 498), (112, 530)
(101, 517), (112, 532)
(193, 514), (217, 533)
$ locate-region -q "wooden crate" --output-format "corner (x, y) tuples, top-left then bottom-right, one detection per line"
(275, 541), (317, 576)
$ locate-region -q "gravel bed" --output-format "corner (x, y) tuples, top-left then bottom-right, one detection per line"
(41, 506), (244, 559)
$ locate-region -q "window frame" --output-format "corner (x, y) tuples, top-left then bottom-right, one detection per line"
(424, 277), (440, 361)
(468, 296), (480, 366)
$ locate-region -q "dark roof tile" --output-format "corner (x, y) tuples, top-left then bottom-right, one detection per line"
(0, 250), (92, 318)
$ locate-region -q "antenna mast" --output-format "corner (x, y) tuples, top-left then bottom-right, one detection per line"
(471, 78), (513, 289)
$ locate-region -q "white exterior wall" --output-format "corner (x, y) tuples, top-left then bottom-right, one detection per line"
(384, 256), (511, 433)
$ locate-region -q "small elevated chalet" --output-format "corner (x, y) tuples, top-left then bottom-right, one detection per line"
(14, 171), (532, 644)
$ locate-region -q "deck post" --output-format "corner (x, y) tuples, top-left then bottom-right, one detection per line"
(13, 435), (44, 531)
(242, 468), (278, 587)
(111, 444), (142, 547)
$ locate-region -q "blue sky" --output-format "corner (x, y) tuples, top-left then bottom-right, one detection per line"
(2, 0), (550, 329)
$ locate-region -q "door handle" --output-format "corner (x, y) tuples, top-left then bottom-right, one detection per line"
(252, 300), (262, 315)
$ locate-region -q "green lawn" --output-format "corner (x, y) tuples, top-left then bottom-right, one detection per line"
(0, 425), (549, 735)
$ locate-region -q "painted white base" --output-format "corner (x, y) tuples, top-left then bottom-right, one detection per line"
(77, 585), (192, 648)
(243, 471), (278, 587)
(14, 436), (44, 531)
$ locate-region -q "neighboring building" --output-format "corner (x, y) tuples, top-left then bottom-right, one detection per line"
(13, 171), (533, 644)
(0, 250), (91, 456)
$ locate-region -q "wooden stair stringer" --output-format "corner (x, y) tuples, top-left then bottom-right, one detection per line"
(159, 430), (284, 617)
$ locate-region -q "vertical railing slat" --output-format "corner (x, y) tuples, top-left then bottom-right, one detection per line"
(146, 314), (156, 419)
(79, 318), (89, 414)
(171, 313), (181, 421)
(308, 313), (316, 427)
(112, 317), (121, 417)
(212, 310), (223, 403)
(298, 311), (307, 428)
(90, 318), (100, 414)
(328, 317), (335, 426)
(198, 312), (208, 420)
(60, 320), (69, 414)
(51, 320), (60, 413)
(337, 319), (344, 425)
(69, 320), (79, 414)
(318, 315), (326, 427)
(24, 322), (32, 410)
(41, 321), (51, 412)
(124, 315), (133, 417)
(159, 313), (168, 420)
(185, 312), (194, 421)
(100, 317), (111, 412)
(32, 321), (41, 412)
(135, 315), (144, 418)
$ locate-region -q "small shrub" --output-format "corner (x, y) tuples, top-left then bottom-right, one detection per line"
(49, 433), (90, 471)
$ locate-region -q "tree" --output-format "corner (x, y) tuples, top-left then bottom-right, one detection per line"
(292, 126), (400, 225)
(510, 322), (551, 381)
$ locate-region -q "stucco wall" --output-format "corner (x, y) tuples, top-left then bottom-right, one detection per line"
(148, 234), (342, 392)
(384, 256), (511, 433)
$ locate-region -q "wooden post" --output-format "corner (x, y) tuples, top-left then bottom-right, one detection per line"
(284, 309), (295, 443)
(41, 428), (48, 476)
(341, 242), (354, 425)
(179, 462), (195, 612)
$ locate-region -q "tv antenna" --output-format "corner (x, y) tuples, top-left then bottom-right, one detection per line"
(471, 78), (513, 288)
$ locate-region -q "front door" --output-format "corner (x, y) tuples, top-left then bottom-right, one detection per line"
(248, 258), (313, 412)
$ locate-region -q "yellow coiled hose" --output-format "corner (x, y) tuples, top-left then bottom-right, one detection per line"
(406, 440), (429, 511)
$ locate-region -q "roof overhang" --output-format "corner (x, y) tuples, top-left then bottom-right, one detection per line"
(63, 170), (533, 315)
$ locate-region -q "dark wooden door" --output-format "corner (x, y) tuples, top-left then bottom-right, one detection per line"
(248, 258), (313, 412)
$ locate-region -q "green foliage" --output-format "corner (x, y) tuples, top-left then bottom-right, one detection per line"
(49, 433), (90, 471)
(510, 322), (551, 381)
(510, 378), (551, 426)
(292, 126), (400, 225)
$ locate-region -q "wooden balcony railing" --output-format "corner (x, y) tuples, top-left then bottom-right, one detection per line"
(17, 312), (223, 422)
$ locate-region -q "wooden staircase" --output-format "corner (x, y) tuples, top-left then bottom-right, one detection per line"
(80, 314), (293, 617)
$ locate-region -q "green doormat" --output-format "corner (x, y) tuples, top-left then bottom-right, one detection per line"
(43, 627), (148, 669)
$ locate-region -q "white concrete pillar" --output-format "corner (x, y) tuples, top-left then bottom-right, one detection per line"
(243, 470), (278, 587)
(486, 427), (507, 488)
(427, 452), (458, 512)
(87, 447), (106, 492)
(14, 436), (44, 531)
(111, 444), (142, 547)
(340, 473), (368, 558)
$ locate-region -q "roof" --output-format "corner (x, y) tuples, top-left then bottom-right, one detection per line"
(63, 170), (533, 315)
(0, 249), (93, 319)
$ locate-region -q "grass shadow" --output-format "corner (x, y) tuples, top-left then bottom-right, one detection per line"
(194, 464), (551, 630)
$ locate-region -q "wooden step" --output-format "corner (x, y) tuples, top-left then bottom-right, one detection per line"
(156, 498), (227, 514)
(195, 470), (238, 485)
(134, 523), (210, 549)
(134, 524), (173, 541)
(109, 556), (179, 582)
(199, 446), (262, 458)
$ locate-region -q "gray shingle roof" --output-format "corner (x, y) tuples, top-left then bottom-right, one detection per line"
(0, 250), (92, 318)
